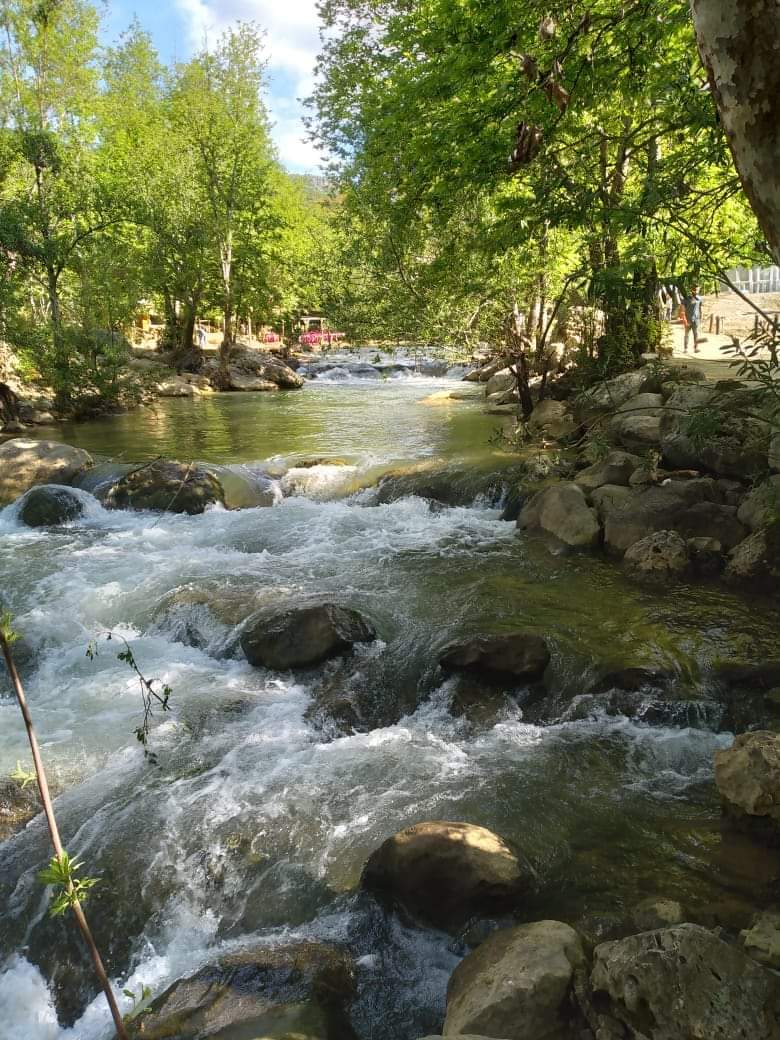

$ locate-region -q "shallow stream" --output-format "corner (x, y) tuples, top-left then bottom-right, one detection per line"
(1, 364), (779, 1039)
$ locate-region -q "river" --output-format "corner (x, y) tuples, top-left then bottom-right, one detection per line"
(0, 366), (778, 1039)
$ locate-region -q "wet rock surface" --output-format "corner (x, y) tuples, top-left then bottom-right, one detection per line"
(0, 778), (39, 843)
(361, 821), (533, 930)
(16, 484), (87, 527)
(105, 459), (226, 514)
(240, 602), (376, 670)
(439, 633), (550, 686)
(134, 942), (357, 1039)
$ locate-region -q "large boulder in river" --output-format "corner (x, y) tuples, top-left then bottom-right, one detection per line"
(134, 942), (356, 1040)
(439, 633), (550, 686)
(229, 349), (304, 389)
(715, 731), (780, 844)
(361, 821), (532, 930)
(623, 530), (690, 581)
(0, 777), (40, 842)
(240, 602), (376, 670)
(518, 483), (600, 549)
(0, 438), (92, 505)
(603, 478), (723, 555)
(16, 485), (86, 527)
(443, 921), (586, 1040)
(589, 924), (780, 1040)
(105, 460), (226, 514)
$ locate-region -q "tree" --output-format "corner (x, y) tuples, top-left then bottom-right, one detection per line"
(314, 0), (761, 367)
(690, 0), (780, 262)
(170, 25), (275, 382)
(0, 0), (108, 401)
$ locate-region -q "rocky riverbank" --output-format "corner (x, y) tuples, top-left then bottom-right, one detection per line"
(3, 368), (780, 1040)
(124, 815), (780, 1038)
(464, 357), (780, 592)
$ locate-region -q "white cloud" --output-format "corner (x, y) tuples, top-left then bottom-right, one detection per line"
(173, 0), (324, 171)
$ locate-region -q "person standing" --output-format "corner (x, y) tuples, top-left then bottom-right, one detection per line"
(196, 322), (207, 351)
(683, 285), (703, 353)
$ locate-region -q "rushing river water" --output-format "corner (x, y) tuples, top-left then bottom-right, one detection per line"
(1, 366), (779, 1039)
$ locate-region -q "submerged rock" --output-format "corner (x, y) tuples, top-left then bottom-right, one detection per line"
(715, 731), (780, 844)
(589, 924), (780, 1040)
(443, 921), (586, 1040)
(439, 633), (550, 686)
(631, 896), (685, 932)
(134, 942), (357, 1040)
(0, 438), (92, 505)
(240, 602), (376, 670)
(16, 485), (87, 527)
(0, 777), (39, 842)
(361, 821), (533, 930)
(518, 483), (600, 550)
(105, 460), (226, 514)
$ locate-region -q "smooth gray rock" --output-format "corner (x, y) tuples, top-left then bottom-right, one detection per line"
(603, 478), (720, 554)
(443, 921), (586, 1040)
(519, 482), (601, 549)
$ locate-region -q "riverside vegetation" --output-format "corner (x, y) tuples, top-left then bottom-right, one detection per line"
(3, 2), (780, 1040)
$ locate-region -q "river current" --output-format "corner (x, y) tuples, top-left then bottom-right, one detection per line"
(1, 364), (778, 1039)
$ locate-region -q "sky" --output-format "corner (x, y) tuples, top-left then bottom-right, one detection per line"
(104, 0), (326, 173)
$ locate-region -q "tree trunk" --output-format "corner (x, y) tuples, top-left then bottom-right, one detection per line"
(218, 233), (234, 383)
(690, 0), (780, 261)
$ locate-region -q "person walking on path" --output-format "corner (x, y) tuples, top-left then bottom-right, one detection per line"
(683, 285), (703, 352)
(196, 322), (207, 351)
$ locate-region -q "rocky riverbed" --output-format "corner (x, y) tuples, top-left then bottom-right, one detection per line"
(1, 370), (779, 1040)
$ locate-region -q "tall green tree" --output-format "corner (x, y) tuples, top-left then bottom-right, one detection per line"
(170, 25), (275, 381)
(0, 0), (104, 398)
